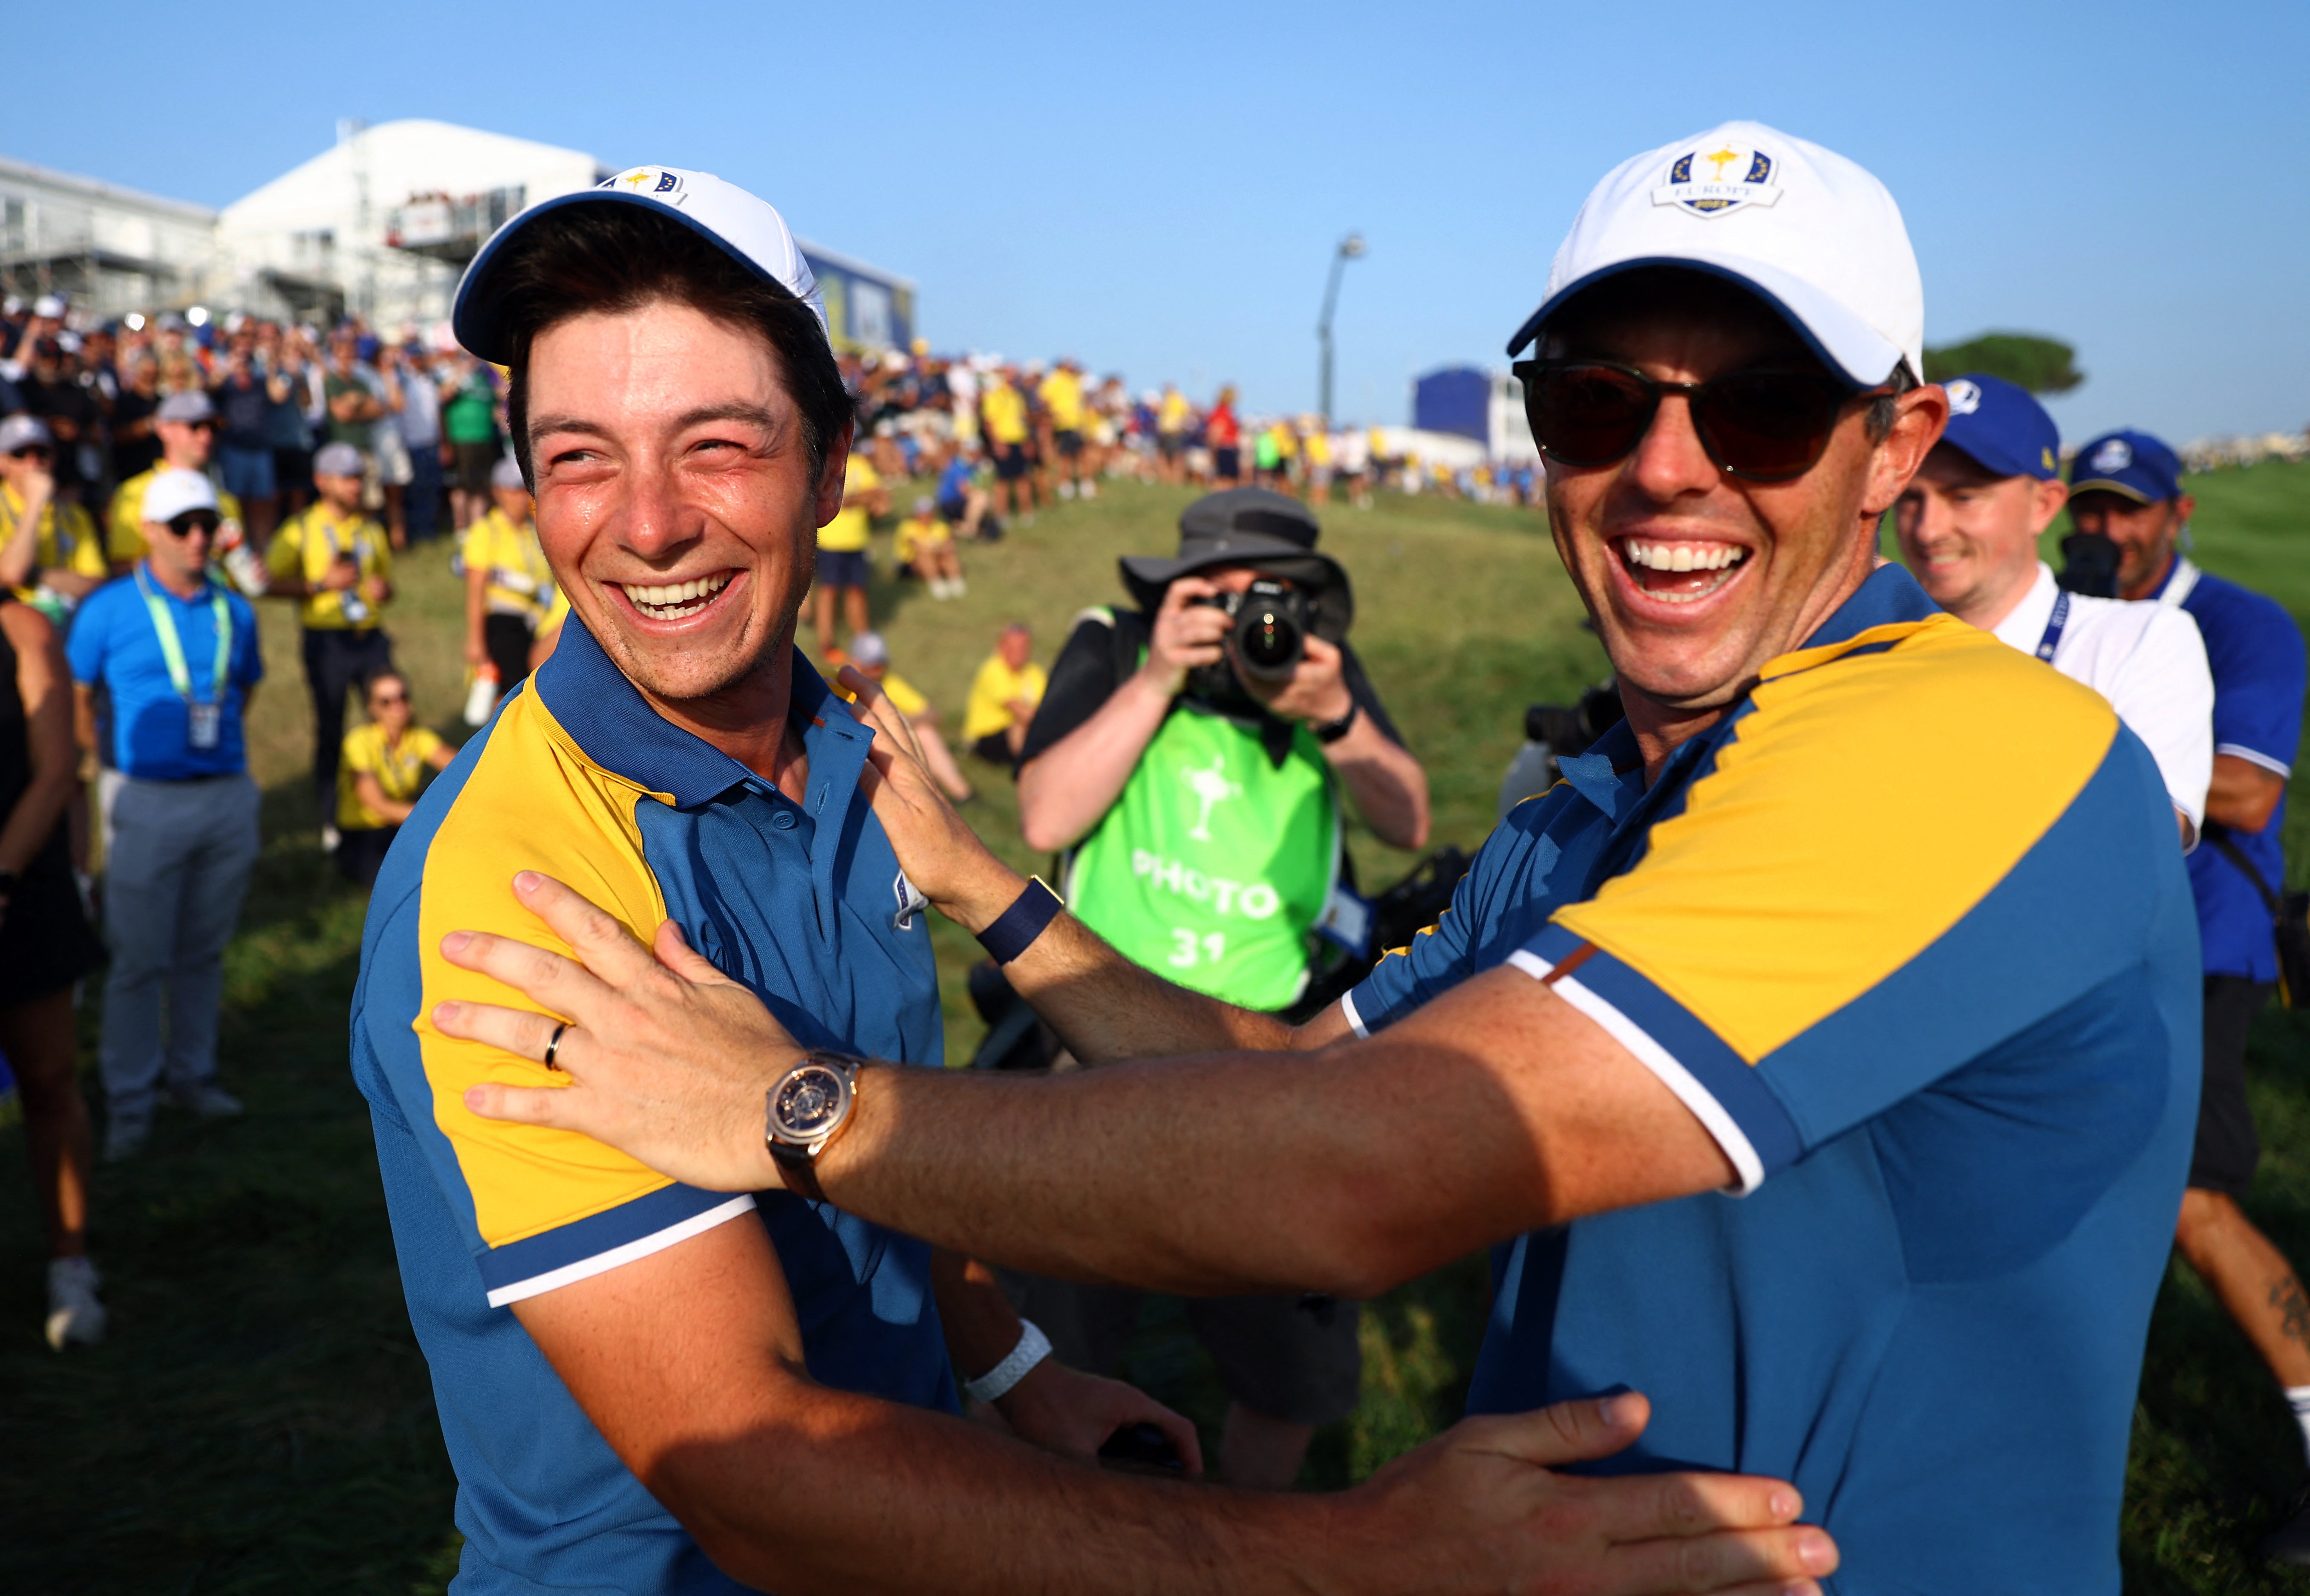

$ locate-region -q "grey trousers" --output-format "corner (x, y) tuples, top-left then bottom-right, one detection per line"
(99, 773), (262, 1120)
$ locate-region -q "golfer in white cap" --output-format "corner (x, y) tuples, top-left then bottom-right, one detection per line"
(359, 162), (1818, 1596)
(441, 121), (2205, 1592)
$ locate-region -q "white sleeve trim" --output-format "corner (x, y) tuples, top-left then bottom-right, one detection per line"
(484, 1193), (759, 1308)
(1506, 948), (1766, 1195)
(1338, 987), (1370, 1040)
(2217, 743), (2293, 779)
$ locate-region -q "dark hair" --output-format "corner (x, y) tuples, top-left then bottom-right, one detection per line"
(484, 205), (849, 487)
(1864, 360), (1918, 442)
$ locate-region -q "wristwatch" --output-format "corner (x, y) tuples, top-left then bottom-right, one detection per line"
(1311, 701), (1360, 744)
(764, 1050), (866, 1203)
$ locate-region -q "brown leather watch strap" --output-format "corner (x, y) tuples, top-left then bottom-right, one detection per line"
(771, 1141), (828, 1204)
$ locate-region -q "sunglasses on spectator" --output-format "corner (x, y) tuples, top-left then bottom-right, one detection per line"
(163, 514), (221, 538)
(8, 446), (51, 461)
(369, 690), (408, 706)
(1513, 359), (1891, 483)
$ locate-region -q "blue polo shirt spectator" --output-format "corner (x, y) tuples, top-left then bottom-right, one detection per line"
(351, 616), (955, 1595)
(68, 469), (265, 1157)
(2147, 554), (2306, 979)
(1343, 564), (2199, 1592)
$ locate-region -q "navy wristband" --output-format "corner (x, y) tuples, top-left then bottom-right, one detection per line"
(978, 877), (1064, 964)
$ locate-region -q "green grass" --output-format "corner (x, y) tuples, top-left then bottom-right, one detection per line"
(0, 464), (2305, 1591)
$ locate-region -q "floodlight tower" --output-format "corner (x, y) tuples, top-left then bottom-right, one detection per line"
(1317, 232), (1365, 426)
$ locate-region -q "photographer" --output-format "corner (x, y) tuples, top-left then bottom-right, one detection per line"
(1010, 486), (1428, 1487)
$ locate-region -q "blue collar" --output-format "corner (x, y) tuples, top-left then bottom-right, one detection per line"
(532, 615), (874, 820)
(1796, 562), (1940, 652)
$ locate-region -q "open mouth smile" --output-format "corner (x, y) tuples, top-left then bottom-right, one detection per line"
(1615, 538), (1751, 606)
(618, 571), (735, 621)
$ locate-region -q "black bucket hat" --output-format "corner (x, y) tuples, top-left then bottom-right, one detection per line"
(1118, 487), (1353, 640)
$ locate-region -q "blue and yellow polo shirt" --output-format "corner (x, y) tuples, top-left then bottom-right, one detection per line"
(351, 618), (954, 1596)
(1345, 565), (2199, 1594)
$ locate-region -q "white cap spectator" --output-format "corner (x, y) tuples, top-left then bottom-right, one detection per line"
(156, 390), (217, 425)
(312, 441), (366, 479)
(846, 630), (891, 669)
(453, 164), (828, 361)
(490, 456), (528, 493)
(0, 414), (55, 454)
(140, 468), (221, 525)
(1505, 119), (1924, 386)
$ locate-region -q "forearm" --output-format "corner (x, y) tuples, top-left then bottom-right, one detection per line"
(824, 1039), (1519, 1298)
(0, 519), (40, 588)
(664, 1384), (1351, 1596)
(1327, 722), (1430, 850)
(1016, 674), (1173, 851)
(2206, 754), (2287, 833)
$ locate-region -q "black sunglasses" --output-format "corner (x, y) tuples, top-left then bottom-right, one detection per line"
(1513, 359), (1889, 483)
(164, 514), (221, 538)
(8, 445), (51, 460)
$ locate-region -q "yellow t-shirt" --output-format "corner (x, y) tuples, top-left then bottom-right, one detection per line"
(875, 670), (929, 719)
(1038, 370), (1085, 432)
(961, 654), (1047, 745)
(338, 722), (447, 831)
(3, 484), (107, 585)
(981, 382), (1030, 446)
(819, 456), (878, 553)
(107, 468), (245, 565)
(461, 507), (555, 624)
(267, 502), (392, 630)
(1158, 392), (1192, 434)
(1304, 430), (1333, 468)
(892, 514), (952, 567)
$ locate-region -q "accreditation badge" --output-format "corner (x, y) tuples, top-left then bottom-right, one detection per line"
(188, 701), (222, 750)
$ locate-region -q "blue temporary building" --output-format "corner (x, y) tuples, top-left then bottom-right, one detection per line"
(799, 240), (915, 353)
(1413, 366), (1491, 444)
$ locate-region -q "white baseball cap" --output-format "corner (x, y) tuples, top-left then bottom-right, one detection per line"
(1505, 121), (1922, 388)
(141, 469), (220, 526)
(453, 165), (828, 362)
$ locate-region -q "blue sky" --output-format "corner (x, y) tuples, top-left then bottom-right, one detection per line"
(16, 0), (2306, 441)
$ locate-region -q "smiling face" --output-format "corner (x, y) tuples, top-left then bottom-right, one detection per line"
(1894, 444), (2069, 626)
(525, 299), (846, 713)
(1540, 275), (1944, 724)
(2068, 488), (2193, 600)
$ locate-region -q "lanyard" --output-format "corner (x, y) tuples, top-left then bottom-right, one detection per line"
(2034, 589), (2071, 662)
(134, 566), (231, 703)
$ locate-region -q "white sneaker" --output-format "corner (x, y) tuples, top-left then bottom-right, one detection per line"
(46, 1256), (106, 1350)
(103, 1114), (150, 1162)
(321, 823), (342, 853)
(951, 578), (967, 597)
(175, 1083), (244, 1119)
(1081, 482), (1098, 500)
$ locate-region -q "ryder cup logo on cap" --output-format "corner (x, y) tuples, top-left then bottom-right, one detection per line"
(2071, 429), (2182, 504)
(1938, 372), (2059, 482)
(1506, 120), (1923, 391)
(1653, 140), (1782, 217)
(451, 165), (828, 364)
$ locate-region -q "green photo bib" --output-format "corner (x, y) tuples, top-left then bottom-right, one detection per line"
(1065, 694), (1338, 1011)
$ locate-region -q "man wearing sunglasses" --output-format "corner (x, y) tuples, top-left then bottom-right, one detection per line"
(440, 124), (2197, 1591)
(67, 470), (265, 1160)
(0, 415), (111, 625)
(104, 390), (246, 581)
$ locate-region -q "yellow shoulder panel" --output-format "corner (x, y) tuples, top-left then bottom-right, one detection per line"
(412, 688), (679, 1250)
(1554, 615), (2117, 1062)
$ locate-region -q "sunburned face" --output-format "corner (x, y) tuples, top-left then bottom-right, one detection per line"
(525, 300), (844, 710)
(1540, 275), (1944, 719)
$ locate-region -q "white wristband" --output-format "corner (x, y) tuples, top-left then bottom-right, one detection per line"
(964, 1319), (1053, 1404)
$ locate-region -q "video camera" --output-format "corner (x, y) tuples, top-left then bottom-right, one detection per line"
(1187, 577), (1315, 696)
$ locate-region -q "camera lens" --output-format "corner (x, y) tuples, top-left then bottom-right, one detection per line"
(1235, 587), (1304, 680)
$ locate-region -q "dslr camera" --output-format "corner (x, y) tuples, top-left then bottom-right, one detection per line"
(1188, 577), (1314, 695)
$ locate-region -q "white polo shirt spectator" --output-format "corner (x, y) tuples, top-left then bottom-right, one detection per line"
(1894, 372), (2211, 844)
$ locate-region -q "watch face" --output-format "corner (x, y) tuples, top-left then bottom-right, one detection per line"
(773, 1063), (850, 1141)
